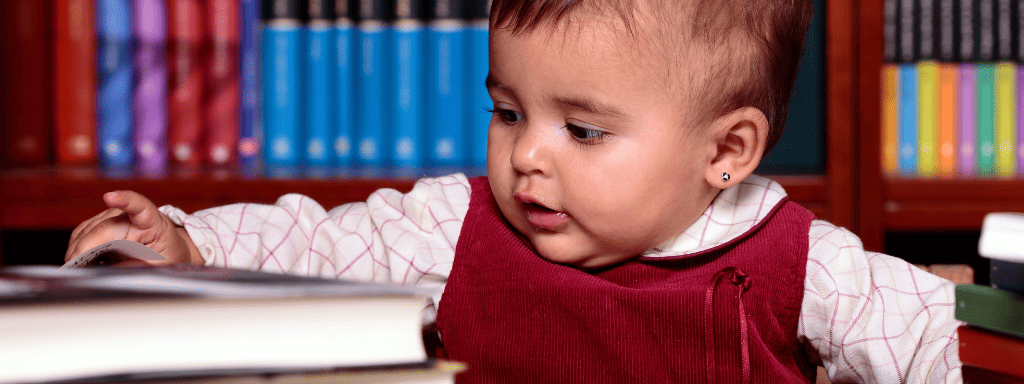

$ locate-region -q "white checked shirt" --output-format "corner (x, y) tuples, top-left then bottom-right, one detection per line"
(160, 174), (963, 383)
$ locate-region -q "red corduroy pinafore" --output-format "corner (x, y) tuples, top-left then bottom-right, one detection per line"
(436, 177), (816, 383)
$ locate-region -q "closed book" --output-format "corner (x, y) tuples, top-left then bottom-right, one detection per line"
(97, 0), (134, 168)
(467, 0), (490, 169)
(918, 61), (940, 177)
(978, 63), (997, 176)
(0, 0), (54, 169)
(54, 0), (98, 166)
(883, 64), (900, 176)
(979, 212), (1024, 263)
(990, 259), (1024, 295)
(963, 365), (1024, 384)
(168, 0), (207, 166)
(207, 0), (241, 166)
(261, 0), (305, 167)
(994, 62), (1017, 177)
(899, 63), (919, 175)
(0, 263), (433, 384)
(955, 284), (1024, 338)
(938, 63), (957, 178)
(355, 0), (388, 166)
(133, 0), (169, 172)
(427, 0), (466, 167)
(958, 325), (1024, 379)
(238, 0), (262, 169)
(306, 0), (336, 168)
(959, 64), (977, 176)
(334, 1), (355, 165)
(390, 0), (426, 168)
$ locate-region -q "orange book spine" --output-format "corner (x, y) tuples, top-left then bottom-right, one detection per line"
(938, 63), (958, 178)
(882, 64), (899, 176)
(54, 0), (97, 165)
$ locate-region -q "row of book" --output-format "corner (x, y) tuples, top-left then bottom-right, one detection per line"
(0, 0), (491, 173)
(956, 213), (1024, 382)
(884, 0), (1024, 64)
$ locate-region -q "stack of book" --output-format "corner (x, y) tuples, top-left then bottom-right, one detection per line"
(0, 243), (463, 384)
(956, 213), (1024, 383)
(882, 0), (1024, 179)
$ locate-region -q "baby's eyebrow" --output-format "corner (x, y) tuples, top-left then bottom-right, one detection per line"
(552, 95), (631, 119)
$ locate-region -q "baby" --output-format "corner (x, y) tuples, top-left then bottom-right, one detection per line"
(66, 0), (962, 382)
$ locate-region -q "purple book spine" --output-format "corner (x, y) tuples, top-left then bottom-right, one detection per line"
(133, 0), (168, 172)
(959, 64), (977, 177)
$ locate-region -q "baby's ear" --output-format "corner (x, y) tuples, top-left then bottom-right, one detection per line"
(703, 107), (769, 189)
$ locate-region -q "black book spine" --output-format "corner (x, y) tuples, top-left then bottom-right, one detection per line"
(996, 0), (1012, 60)
(960, 0), (977, 61)
(919, 0), (937, 60)
(900, 0), (918, 62)
(979, 0), (995, 61)
(886, 0), (900, 62)
(990, 259), (1024, 295)
(939, 0), (957, 61)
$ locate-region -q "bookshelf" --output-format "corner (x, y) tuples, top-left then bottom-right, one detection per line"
(0, 0), (858, 264)
(856, 0), (1024, 252)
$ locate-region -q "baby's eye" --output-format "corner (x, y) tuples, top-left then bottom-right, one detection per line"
(487, 106), (523, 125)
(565, 123), (607, 144)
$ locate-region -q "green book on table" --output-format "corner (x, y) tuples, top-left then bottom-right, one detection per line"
(955, 284), (1024, 339)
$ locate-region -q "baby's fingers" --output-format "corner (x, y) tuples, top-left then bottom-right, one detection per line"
(65, 214), (131, 262)
(103, 191), (161, 230)
(69, 209), (121, 247)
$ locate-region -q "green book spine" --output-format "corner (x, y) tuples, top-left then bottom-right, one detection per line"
(977, 64), (997, 175)
(955, 284), (1024, 338)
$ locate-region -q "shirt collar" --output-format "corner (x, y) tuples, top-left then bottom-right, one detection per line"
(641, 175), (789, 258)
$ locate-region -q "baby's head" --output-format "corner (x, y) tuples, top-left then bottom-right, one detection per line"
(483, 0), (813, 268)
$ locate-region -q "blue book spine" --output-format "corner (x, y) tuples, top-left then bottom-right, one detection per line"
(97, 0), (134, 168)
(390, 19), (425, 168)
(898, 63), (918, 175)
(306, 22), (336, 167)
(334, 18), (355, 165)
(468, 19), (489, 167)
(356, 21), (388, 165)
(239, 0), (260, 169)
(261, 22), (304, 167)
(428, 20), (466, 166)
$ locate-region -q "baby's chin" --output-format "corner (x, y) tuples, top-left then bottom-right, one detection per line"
(528, 236), (631, 270)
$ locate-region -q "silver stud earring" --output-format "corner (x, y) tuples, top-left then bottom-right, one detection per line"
(721, 172), (731, 182)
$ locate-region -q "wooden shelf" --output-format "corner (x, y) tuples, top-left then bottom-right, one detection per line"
(0, 167), (830, 230)
(882, 179), (1024, 230)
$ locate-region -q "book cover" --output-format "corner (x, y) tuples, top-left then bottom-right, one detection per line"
(54, 0), (98, 166)
(355, 0), (389, 166)
(206, 0), (242, 166)
(958, 325), (1024, 379)
(978, 63), (997, 176)
(962, 365), (1024, 384)
(918, 61), (939, 177)
(994, 62), (1017, 177)
(955, 284), (1024, 339)
(938, 63), (958, 178)
(334, 0), (355, 165)
(467, 0), (490, 169)
(168, 0), (207, 166)
(305, 0), (336, 168)
(97, 0), (135, 168)
(960, 64), (978, 176)
(262, 0), (305, 167)
(990, 259), (1024, 295)
(883, 64), (900, 176)
(427, 0), (466, 167)
(390, 0), (426, 168)
(0, 263), (431, 384)
(0, 0), (54, 169)
(899, 63), (919, 175)
(239, 0), (262, 169)
(133, 0), (168, 172)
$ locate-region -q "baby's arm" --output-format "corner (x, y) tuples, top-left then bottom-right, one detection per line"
(799, 221), (962, 384)
(157, 174), (471, 290)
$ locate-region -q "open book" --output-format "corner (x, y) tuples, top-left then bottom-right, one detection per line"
(0, 241), (439, 383)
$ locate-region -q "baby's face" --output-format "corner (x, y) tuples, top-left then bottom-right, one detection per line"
(486, 19), (719, 269)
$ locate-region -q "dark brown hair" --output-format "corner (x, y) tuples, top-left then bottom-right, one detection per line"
(489, 0), (814, 152)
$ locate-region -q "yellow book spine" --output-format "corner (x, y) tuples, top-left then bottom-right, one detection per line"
(882, 64), (899, 176)
(918, 61), (939, 177)
(995, 62), (1017, 178)
(938, 63), (958, 178)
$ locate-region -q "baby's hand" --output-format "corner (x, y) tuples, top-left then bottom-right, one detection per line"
(65, 191), (202, 266)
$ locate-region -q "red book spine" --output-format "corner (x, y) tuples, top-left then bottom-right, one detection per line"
(958, 325), (1024, 379)
(205, 0), (240, 166)
(167, 0), (206, 166)
(1, 0), (54, 169)
(54, 0), (97, 165)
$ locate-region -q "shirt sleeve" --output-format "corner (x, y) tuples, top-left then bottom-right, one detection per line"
(158, 173), (471, 307)
(799, 220), (963, 384)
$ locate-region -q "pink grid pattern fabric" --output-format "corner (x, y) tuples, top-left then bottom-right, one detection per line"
(159, 174), (962, 383)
